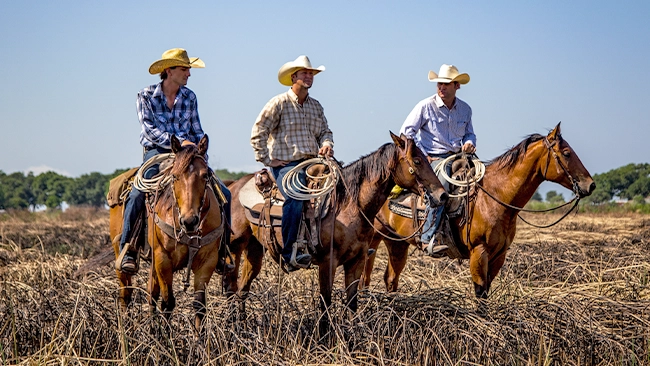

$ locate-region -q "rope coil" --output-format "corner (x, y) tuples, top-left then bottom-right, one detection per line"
(281, 157), (340, 200)
(433, 154), (486, 198)
(131, 153), (175, 193)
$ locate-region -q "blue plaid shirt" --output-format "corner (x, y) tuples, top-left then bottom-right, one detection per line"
(137, 82), (205, 149)
(400, 94), (476, 155)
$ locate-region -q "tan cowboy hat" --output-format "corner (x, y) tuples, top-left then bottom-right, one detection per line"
(428, 64), (470, 84)
(148, 48), (205, 75)
(277, 55), (325, 86)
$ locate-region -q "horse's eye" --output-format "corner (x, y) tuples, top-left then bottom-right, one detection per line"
(413, 158), (421, 165)
(562, 149), (571, 157)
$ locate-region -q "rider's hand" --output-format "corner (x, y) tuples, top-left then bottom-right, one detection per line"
(269, 159), (289, 168)
(461, 142), (475, 154)
(319, 145), (334, 157)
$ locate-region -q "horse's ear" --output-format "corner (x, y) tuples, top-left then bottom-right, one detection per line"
(548, 122), (562, 142)
(390, 131), (406, 149)
(171, 135), (182, 153)
(198, 135), (209, 156)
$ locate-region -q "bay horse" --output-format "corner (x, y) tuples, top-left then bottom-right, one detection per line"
(362, 123), (596, 298)
(110, 135), (226, 330)
(224, 132), (447, 326)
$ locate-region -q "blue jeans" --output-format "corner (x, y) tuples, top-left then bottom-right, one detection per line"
(120, 147), (167, 249)
(421, 155), (452, 243)
(271, 160), (306, 262)
(120, 147), (232, 250)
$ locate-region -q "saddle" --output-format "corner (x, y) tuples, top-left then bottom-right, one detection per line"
(387, 155), (478, 259)
(239, 166), (333, 266)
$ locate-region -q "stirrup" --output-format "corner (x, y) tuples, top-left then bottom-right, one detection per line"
(423, 237), (448, 258)
(289, 241), (311, 269)
(115, 242), (139, 273)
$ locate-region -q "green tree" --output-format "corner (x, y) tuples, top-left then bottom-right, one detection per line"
(531, 191), (543, 201)
(0, 172), (34, 209)
(64, 172), (110, 207)
(32, 171), (73, 210)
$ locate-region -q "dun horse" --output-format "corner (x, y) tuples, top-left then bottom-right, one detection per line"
(224, 132), (447, 324)
(362, 123), (596, 298)
(110, 135), (226, 329)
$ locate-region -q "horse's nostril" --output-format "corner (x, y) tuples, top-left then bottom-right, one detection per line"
(589, 182), (596, 193)
(181, 215), (199, 230)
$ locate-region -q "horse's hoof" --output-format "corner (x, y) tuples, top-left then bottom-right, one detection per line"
(216, 260), (235, 275)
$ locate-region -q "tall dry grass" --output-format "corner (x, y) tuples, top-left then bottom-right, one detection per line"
(1, 209), (649, 365)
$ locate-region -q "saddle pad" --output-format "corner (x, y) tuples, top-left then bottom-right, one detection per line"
(390, 192), (426, 211)
(238, 177), (284, 209)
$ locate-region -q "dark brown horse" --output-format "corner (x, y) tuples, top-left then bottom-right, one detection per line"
(362, 123), (596, 298)
(224, 132), (447, 324)
(110, 135), (226, 329)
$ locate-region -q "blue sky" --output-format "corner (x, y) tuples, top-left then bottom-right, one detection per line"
(1, 1), (649, 198)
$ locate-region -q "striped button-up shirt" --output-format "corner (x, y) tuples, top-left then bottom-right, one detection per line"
(251, 89), (334, 166)
(400, 94), (476, 155)
(137, 82), (205, 149)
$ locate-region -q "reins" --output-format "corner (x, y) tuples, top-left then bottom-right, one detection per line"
(148, 153), (225, 291)
(475, 136), (582, 229)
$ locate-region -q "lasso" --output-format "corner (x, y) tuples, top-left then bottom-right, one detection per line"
(281, 157), (340, 200)
(131, 153), (175, 193)
(433, 153), (486, 198)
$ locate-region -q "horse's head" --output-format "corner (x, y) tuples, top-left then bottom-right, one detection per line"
(169, 135), (211, 234)
(542, 123), (596, 198)
(390, 131), (448, 206)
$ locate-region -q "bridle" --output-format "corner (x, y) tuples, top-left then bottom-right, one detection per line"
(476, 135), (582, 229)
(150, 153), (224, 290)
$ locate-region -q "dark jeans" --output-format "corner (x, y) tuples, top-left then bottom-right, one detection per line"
(120, 147), (232, 250)
(421, 154), (452, 244)
(271, 160), (306, 262)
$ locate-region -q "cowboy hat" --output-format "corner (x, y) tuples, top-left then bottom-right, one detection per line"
(148, 48), (205, 75)
(277, 55), (325, 86)
(428, 64), (470, 84)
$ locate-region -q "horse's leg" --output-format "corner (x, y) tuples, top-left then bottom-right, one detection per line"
(223, 237), (244, 298)
(360, 237), (381, 289)
(238, 237), (264, 299)
(115, 271), (133, 308)
(486, 251), (508, 296)
(469, 244), (490, 299)
(154, 251), (175, 321)
(318, 258), (337, 338)
(384, 240), (410, 292)
(343, 255), (366, 312)
(192, 244), (220, 331)
(147, 258), (160, 315)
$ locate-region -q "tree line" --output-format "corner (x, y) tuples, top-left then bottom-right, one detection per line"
(0, 168), (249, 210)
(1, 163), (648, 211)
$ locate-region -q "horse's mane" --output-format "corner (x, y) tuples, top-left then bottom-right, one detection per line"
(337, 142), (396, 205)
(486, 134), (548, 172)
(157, 144), (201, 211)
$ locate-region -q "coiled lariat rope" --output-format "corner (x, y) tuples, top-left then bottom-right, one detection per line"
(433, 153), (486, 198)
(131, 153), (175, 193)
(281, 157), (341, 200)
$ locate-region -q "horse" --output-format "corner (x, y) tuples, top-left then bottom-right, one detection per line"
(109, 135), (226, 330)
(223, 132), (448, 328)
(362, 123), (596, 299)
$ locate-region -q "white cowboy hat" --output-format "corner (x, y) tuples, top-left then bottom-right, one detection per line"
(277, 55), (325, 86)
(148, 48), (205, 75)
(428, 64), (470, 84)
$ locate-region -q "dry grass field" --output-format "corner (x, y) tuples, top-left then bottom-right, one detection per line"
(1, 208), (649, 365)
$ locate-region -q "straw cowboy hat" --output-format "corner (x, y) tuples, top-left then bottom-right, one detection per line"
(278, 55), (325, 86)
(428, 64), (470, 84)
(148, 48), (205, 75)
